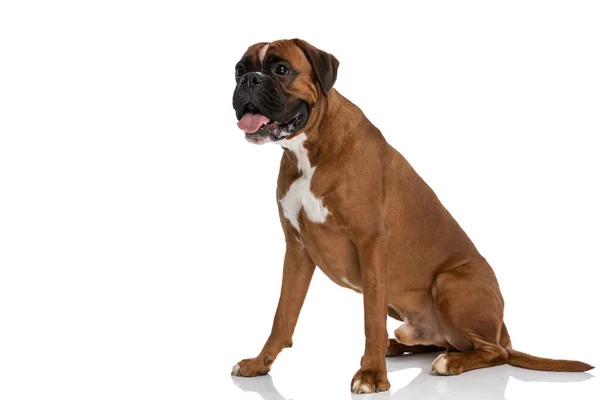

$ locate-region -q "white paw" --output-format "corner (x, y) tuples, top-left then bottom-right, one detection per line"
(351, 379), (373, 394)
(431, 354), (449, 375)
(231, 363), (241, 375)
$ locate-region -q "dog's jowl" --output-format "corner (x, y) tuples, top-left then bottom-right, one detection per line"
(231, 39), (593, 394)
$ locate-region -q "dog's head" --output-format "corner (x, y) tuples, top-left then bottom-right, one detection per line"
(232, 39), (339, 144)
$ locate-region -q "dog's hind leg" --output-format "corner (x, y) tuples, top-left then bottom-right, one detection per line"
(386, 339), (444, 357)
(430, 261), (509, 375)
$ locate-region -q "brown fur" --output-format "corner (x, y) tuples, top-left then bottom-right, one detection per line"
(231, 39), (593, 393)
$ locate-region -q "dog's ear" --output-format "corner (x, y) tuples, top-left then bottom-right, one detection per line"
(293, 39), (339, 96)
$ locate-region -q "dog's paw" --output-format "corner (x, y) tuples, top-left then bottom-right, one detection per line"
(231, 356), (272, 377)
(431, 353), (464, 376)
(351, 367), (391, 394)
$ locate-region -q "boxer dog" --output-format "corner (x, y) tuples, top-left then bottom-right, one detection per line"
(230, 39), (593, 393)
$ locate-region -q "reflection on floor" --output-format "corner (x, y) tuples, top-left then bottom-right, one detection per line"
(231, 353), (593, 400)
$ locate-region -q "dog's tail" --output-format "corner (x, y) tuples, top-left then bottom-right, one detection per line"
(506, 348), (593, 372)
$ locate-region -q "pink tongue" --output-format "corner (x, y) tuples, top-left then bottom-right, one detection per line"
(237, 113), (270, 133)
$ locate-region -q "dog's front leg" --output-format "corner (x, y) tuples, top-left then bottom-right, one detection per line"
(351, 235), (391, 393)
(232, 242), (315, 377)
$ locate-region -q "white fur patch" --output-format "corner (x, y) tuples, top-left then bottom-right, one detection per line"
(259, 44), (269, 65)
(279, 133), (329, 232)
(431, 354), (449, 375)
(232, 363), (241, 375)
(352, 379), (373, 394)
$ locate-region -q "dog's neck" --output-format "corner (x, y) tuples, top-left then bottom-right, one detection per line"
(282, 89), (383, 168)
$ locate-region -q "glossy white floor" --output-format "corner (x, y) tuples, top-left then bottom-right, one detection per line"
(230, 354), (595, 400)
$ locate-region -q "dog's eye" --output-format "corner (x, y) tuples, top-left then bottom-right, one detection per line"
(274, 64), (290, 76)
(235, 66), (245, 77)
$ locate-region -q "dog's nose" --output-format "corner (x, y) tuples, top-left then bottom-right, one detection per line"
(240, 72), (264, 87)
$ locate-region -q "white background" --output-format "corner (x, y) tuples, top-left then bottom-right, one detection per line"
(1, 1), (599, 399)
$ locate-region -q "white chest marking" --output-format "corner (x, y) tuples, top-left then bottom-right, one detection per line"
(279, 133), (329, 232)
